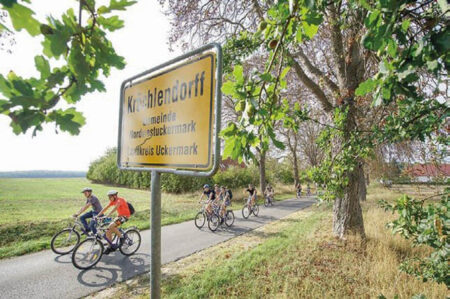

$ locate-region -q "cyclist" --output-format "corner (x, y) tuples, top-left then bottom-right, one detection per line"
(296, 183), (302, 198)
(219, 186), (231, 219)
(306, 184), (311, 196)
(199, 184), (216, 214)
(245, 184), (257, 207)
(73, 187), (103, 235)
(265, 184), (274, 204)
(96, 190), (131, 255)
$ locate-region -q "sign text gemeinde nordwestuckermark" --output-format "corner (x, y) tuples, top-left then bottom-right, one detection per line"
(119, 54), (215, 170)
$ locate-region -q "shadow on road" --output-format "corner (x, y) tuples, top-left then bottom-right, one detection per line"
(76, 253), (150, 288)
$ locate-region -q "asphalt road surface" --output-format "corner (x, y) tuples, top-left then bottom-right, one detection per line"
(0, 197), (315, 299)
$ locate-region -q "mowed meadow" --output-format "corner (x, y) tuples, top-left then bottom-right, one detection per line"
(0, 178), (198, 259)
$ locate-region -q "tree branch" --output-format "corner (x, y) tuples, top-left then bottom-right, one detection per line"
(287, 51), (334, 113)
(294, 47), (340, 95)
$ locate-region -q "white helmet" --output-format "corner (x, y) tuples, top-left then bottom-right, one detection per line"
(107, 190), (118, 196)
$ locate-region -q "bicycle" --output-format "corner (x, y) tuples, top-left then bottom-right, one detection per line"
(71, 217), (142, 270)
(208, 202), (235, 232)
(264, 194), (274, 207)
(194, 201), (208, 229)
(242, 197), (259, 219)
(51, 216), (86, 255)
(296, 190), (302, 199)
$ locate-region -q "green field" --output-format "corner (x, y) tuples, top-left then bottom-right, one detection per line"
(0, 178), (295, 259)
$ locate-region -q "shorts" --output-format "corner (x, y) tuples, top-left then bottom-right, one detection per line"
(224, 199), (231, 207)
(247, 195), (256, 205)
(114, 216), (129, 226)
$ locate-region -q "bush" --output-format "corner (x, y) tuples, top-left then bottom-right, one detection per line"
(213, 165), (259, 189)
(272, 161), (295, 184)
(161, 174), (210, 193)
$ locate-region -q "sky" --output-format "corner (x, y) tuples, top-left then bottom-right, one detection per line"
(0, 1), (180, 171)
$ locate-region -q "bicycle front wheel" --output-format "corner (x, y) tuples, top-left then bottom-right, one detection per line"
(264, 198), (269, 207)
(242, 205), (250, 219)
(120, 229), (141, 256)
(51, 228), (80, 255)
(194, 212), (206, 229)
(225, 210), (235, 227)
(72, 238), (103, 270)
(208, 214), (220, 232)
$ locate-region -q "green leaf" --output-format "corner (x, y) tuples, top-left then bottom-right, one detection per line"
(34, 55), (51, 79)
(4, 2), (40, 36)
(355, 78), (379, 96)
(97, 16), (124, 31)
(233, 65), (244, 84)
(221, 81), (235, 96)
(48, 108), (86, 135)
(302, 21), (318, 39)
(109, 0), (137, 11)
(280, 66), (290, 79)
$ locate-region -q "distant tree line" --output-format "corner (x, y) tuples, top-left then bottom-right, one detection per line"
(0, 170), (86, 178)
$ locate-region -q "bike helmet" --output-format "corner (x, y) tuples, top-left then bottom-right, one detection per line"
(81, 187), (92, 193)
(203, 184), (210, 189)
(107, 190), (118, 196)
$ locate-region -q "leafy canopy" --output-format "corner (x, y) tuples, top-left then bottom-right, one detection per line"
(0, 0), (136, 135)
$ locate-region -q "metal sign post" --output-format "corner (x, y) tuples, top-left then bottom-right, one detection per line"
(150, 170), (161, 298)
(117, 43), (222, 299)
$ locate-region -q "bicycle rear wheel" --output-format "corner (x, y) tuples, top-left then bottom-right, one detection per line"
(51, 228), (80, 255)
(242, 205), (250, 219)
(252, 204), (259, 216)
(119, 229), (141, 256)
(225, 210), (235, 227)
(72, 238), (104, 270)
(208, 214), (220, 232)
(264, 198), (269, 207)
(194, 212), (206, 229)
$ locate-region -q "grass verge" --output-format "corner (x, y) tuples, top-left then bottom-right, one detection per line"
(89, 184), (447, 298)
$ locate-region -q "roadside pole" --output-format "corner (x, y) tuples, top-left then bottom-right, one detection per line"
(118, 43), (222, 298)
(150, 170), (161, 299)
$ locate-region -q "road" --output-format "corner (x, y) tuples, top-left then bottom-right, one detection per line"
(0, 198), (315, 299)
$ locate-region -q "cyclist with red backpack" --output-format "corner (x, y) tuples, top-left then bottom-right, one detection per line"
(96, 190), (135, 254)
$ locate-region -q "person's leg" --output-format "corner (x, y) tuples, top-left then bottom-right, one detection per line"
(89, 212), (98, 234)
(80, 211), (93, 232)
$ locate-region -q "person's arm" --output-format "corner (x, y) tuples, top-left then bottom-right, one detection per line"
(199, 193), (205, 203)
(97, 204), (110, 217)
(106, 205), (118, 218)
(74, 202), (91, 217)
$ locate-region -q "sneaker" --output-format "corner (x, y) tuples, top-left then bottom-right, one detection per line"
(119, 236), (125, 246)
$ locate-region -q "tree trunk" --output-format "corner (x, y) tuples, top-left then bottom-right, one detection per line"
(259, 151), (266, 194)
(358, 163), (367, 201)
(292, 150), (300, 185)
(333, 106), (366, 238)
(333, 166), (366, 238)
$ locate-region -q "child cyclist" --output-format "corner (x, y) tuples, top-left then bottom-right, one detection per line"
(96, 190), (131, 255)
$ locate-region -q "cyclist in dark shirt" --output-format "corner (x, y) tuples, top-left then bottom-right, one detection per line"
(245, 184), (257, 207)
(73, 187), (103, 235)
(199, 184), (216, 214)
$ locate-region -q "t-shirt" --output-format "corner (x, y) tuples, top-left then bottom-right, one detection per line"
(108, 197), (131, 217)
(86, 195), (102, 213)
(246, 188), (256, 196)
(203, 189), (215, 200)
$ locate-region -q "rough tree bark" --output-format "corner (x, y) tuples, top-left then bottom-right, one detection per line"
(358, 163), (367, 201)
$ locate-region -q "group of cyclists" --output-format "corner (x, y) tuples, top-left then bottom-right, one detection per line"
(199, 183), (275, 218)
(73, 188), (133, 255)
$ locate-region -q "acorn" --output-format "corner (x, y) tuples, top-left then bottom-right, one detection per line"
(269, 39), (278, 49)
